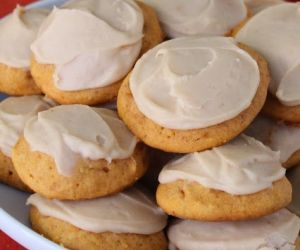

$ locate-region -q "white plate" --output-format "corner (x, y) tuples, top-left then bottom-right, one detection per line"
(0, 0), (300, 249)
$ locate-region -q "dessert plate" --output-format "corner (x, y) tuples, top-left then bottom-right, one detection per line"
(0, 0), (300, 249)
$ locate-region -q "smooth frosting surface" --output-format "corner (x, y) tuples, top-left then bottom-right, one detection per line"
(140, 0), (247, 38)
(244, 0), (284, 14)
(27, 187), (167, 234)
(0, 6), (49, 68)
(236, 3), (300, 106)
(31, 0), (143, 91)
(130, 36), (260, 130)
(168, 209), (300, 250)
(158, 135), (285, 195)
(24, 105), (137, 176)
(246, 116), (300, 163)
(0, 96), (51, 157)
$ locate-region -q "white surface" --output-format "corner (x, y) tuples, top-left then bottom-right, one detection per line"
(0, 184), (66, 250)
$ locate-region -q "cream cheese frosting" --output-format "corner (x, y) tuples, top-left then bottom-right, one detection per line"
(0, 96), (51, 158)
(130, 36), (260, 129)
(31, 0), (143, 91)
(236, 3), (300, 106)
(168, 209), (300, 250)
(158, 135), (285, 195)
(0, 6), (49, 68)
(27, 187), (167, 234)
(140, 0), (247, 38)
(24, 105), (137, 176)
(246, 116), (300, 163)
(244, 0), (284, 14)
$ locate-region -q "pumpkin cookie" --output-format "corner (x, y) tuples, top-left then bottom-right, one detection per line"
(28, 188), (168, 250)
(12, 105), (148, 200)
(156, 135), (291, 221)
(168, 209), (300, 250)
(0, 96), (51, 191)
(118, 36), (269, 153)
(30, 0), (163, 105)
(0, 7), (48, 95)
(246, 115), (300, 168)
(139, 0), (249, 38)
(236, 3), (300, 122)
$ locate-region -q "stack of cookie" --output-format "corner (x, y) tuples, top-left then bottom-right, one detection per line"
(0, 0), (300, 249)
(116, 1), (300, 249)
(0, 0), (169, 249)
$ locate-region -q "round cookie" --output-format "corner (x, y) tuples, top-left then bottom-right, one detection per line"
(0, 7), (48, 96)
(157, 178), (291, 221)
(117, 38), (269, 153)
(246, 115), (300, 168)
(235, 3), (300, 122)
(30, 0), (164, 105)
(28, 189), (168, 250)
(167, 209), (300, 250)
(156, 135), (291, 221)
(0, 96), (51, 191)
(12, 105), (148, 200)
(14, 138), (147, 200)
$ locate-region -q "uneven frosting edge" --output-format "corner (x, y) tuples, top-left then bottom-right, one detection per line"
(27, 188), (168, 234)
(158, 135), (285, 195)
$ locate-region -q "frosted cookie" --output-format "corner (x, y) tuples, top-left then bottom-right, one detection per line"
(118, 36), (269, 153)
(156, 135), (291, 221)
(244, 0), (284, 14)
(0, 96), (51, 191)
(168, 209), (300, 250)
(30, 0), (163, 105)
(140, 0), (248, 38)
(12, 105), (148, 200)
(236, 3), (300, 123)
(246, 115), (300, 168)
(28, 188), (168, 250)
(0, 7), (49, 96)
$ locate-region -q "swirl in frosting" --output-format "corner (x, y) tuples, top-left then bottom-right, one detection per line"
(27, 187), (168, 234)
(140, 0), (247, 38)
(130, 36), (260, 129)
(24, 105), (137, 176)
(158, 135), (285, 195)
(31, 0), (143, 91)
(0, 6), (49, 68)
(0, 96), (51, 157)
(236, 3), (300, 106)
(168, 209), (300, 250)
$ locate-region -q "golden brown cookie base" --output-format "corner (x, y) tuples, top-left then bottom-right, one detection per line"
(0, 151), (31, 192)
(0, 63), (41, 96)
(283, 149), (300, 169)
(117, 44), (270, 153)
(30, 206), (167, 250)
(30, 2), (164, 105)
(12, 137), (148, 200)
(156, 178), (291, 221)
(263, 94), (300, 123)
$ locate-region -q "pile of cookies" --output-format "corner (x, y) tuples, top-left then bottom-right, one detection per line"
(0, 0), (300, 249)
